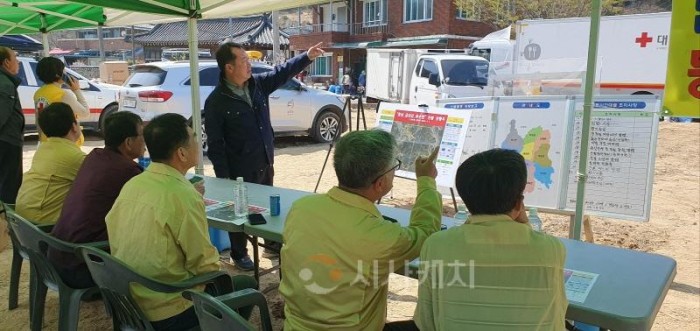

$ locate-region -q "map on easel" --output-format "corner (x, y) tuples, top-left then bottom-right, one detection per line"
(493, 96), (572, 209)
(376, 103), (471, 187)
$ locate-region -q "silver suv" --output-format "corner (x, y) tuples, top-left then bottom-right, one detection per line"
(118, 60), (347, 149)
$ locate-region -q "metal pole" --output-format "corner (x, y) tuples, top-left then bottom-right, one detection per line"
(131, 25), (135, 63)
(40, 14), (49, 57)
(272, 11), (280, 64)
(97, 25), (105, 61)
(187, 6), (203, 175)
(571, 0), (602, 240)
(297, 7), (302, 35)
(41, 32), (50, 57)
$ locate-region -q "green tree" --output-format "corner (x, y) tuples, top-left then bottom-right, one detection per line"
(455, 0), (625, 28)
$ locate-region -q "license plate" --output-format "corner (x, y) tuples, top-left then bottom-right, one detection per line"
(123, 98), (136, 108)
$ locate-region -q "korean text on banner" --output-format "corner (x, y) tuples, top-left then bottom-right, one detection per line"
(662, 0), (700, 118)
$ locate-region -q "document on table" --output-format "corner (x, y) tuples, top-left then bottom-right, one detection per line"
(564, 269), (599, 303)
(204, 198), (269, 225)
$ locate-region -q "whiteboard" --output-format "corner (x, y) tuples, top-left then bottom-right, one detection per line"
(437, 97), (497, 165)
(493, 96), (573, 209)
(376, 103), (471, 187)
(564, 96), (660, 221)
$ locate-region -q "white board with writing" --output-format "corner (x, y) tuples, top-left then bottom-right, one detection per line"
(564, 96), (660, 221)
(376, 103), (471, 187)
(437, 97), (497, 165)
(493, 96), (573, 210)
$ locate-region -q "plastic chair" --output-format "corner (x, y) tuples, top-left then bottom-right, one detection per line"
(2, 202), (24, 310)
(5, 211), (104, 331)
(78, 246), (234, 331)
(1, 202), (51, 312)
(183, 289), (273, 331)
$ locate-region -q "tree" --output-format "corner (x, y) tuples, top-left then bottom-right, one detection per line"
(455, 0), (625, 28)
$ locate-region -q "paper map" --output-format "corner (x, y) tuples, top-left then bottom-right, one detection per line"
(376, 103), (471, 187)
(494, 97), (571, 209)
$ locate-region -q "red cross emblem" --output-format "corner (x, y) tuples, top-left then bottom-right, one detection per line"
(635, 32), (653, 47)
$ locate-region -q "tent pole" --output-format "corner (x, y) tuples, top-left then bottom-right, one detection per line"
(97, 24), (105, 61)
(40, 13), (49, 57)
(272, 11), (280, 64)
(41, 32), (49, 57)
(131, 25), (135, 63)
(187, 12), (203, 175)
(571, 0), (602, 240)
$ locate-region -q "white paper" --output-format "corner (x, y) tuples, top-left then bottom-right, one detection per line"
(564, 268), (599, 303)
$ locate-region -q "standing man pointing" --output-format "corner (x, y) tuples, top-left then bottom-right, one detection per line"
(205, 42), (325, 270)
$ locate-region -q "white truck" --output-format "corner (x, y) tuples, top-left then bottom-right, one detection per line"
(468, 12), (671, 96)
(365, 49), (491, 106)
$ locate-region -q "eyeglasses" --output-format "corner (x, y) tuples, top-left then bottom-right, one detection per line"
(372, 158), (402, 183)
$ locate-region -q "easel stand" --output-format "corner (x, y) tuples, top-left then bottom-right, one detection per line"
(343, 94), (368, 133)
(315, 95), (365, 193)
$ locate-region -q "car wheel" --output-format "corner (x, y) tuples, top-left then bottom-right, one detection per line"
(314, 111), (341, 143)
(98, 104), (119, 136)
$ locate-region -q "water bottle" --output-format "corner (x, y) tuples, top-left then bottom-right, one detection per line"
(138, 150), (151, 169)
(453, 203), (469, 226)
(528, 207), (543, 232)
(234, 177), (248, 218)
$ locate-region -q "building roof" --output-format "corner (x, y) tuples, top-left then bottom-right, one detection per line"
(129, 15), (289, 48)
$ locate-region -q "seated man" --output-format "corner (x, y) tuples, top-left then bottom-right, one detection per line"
(413, 149), (567, 331)
(48, 111), (145, 288)
(106, 113), (254, 331)
(280, 129), (442, 330)
(16, 102), (85, 224)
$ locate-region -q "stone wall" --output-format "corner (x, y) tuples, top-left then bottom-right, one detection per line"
(70, 66), (100, 80)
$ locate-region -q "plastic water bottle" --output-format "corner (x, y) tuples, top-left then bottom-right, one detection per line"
(234, 177), (248, 218)
(138, 150), (151, 169)
(528, 207), (543, 232)
(454, 203), (470, 226)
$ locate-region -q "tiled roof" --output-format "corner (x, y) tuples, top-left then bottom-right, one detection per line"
(129, 14), (288, 48)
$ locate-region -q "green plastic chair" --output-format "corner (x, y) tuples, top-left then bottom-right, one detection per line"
(5, 211), (105, 331)
(78, 246), (234, 331)
(183, 289), (273, 331)
(1, 202), (50, 312)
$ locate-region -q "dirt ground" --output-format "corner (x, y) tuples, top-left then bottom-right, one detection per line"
(0, 108), (698, 330)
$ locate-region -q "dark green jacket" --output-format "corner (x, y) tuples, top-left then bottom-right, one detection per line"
(0, 67), (24, 146)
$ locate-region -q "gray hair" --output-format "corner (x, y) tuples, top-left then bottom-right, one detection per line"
(334, 129), (396, 189)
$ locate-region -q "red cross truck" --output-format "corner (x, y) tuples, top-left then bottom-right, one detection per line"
(467, 12), (671, 98)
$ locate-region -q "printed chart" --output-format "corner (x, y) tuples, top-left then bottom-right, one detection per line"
(376, 103), (471, 187)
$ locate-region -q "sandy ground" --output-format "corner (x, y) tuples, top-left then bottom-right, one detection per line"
(0, 107), (698, 330)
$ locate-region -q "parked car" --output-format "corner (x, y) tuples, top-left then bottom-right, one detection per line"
(117, 60), (348, 151)
(17, 57), (120, 133)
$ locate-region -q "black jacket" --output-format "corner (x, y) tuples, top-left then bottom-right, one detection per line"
(0, 67), (24, 146)
(204, 53), (312, 182)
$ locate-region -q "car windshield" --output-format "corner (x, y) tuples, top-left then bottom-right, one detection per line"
(441, 60), (489, 86)
(125, 66), (167, 87)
